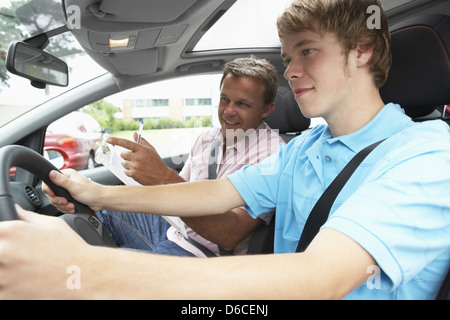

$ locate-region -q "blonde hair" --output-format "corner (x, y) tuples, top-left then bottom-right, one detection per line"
(277, 0), (391, 88)
(221, 56), (278, 106)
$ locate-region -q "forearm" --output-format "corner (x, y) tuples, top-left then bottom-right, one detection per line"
(181, 208), (263, 250)
(1, 211), (373, 300)
(86, 247), (334, 299)
(87, 228), (373, 300)
(138, 165), (185, 186)
(84, 246), (301, 299)
(98, 178), (245, 218)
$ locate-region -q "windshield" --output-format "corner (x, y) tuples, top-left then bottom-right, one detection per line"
(194, 0), (293, 51)
(0, 0), (106, 127)
(194, 0), (409, 51)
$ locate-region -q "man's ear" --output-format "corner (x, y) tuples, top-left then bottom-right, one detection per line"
(355, 39), (374, 67)
(262, 102), (276, 119)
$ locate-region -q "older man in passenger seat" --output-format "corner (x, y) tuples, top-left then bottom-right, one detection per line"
(47, 56), (285, 257)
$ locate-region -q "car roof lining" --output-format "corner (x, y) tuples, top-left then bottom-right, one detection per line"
(22, 0), (449, 100)
(63, 0), (233, 77)
(96, 0), (198, 23)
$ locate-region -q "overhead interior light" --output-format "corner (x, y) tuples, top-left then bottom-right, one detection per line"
(109, 33), (137, 51)
(109, 37), (130, 48)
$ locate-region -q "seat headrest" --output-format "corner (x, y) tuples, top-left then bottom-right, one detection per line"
(265, 86), (310, 134)
(380, 14), (450, 118)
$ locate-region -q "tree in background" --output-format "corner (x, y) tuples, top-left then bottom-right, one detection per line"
(83, 99), (212, 132)
(82, 100), (123, 132)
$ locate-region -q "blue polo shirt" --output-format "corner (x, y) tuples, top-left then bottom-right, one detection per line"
(228, 103), (450, 299)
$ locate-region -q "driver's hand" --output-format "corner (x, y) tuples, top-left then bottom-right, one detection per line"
(42, 169), (103, 214)
(0, 206), (91, 299)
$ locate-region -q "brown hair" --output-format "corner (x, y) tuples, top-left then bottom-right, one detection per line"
(277, 0), (391, 88)
(220, 55), (278, 106)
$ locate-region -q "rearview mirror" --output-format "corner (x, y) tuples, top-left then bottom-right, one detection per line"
(6, 41), (68, 88)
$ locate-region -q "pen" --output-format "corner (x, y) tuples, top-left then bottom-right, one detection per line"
(137, 120), (144, 144)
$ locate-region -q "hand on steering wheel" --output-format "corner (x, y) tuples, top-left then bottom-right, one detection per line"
(0, 145), (115, 247)
(42, 169), (103, 214)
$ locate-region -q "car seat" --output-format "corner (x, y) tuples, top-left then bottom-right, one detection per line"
(380, 14), (450, 122)
(264, 86), (311, 143)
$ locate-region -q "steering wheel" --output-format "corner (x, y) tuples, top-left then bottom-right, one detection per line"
(0, 145), (115, 247)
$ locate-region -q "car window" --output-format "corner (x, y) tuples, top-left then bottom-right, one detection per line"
(99, 74), (222, 159)
(82, 116), (104, 134)
(45, 74), (222, 172)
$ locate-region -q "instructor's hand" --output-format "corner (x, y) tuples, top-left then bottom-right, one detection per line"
(107, 133), (183, 186)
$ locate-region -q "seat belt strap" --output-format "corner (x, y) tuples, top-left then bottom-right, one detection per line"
(436, 267), (450, 300)
(207, 138), (234, 256)
(296, 139), (385, 252)
(185, 236), (219, 257)
(208, 138), (221, 180)
(184, 137), (233, 257)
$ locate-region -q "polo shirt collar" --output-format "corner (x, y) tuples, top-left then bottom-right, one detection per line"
(326, 103), (412, 153)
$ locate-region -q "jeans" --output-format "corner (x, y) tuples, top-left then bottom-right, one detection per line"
(96, 210), (195, 257)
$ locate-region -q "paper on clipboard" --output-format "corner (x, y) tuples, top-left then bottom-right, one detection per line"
(95, 136), (188, 238)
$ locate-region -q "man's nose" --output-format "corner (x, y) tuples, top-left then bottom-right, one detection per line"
(283, 61), (304, 81)
(223, 102), (237, 115)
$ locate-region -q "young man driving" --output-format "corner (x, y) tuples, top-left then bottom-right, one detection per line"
(0, 0), (449, 299)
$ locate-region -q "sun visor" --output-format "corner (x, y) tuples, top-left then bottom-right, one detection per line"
(83, 46), (159, 76)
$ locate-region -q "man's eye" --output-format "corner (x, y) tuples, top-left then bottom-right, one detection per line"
(237, 101), (250, 108)
(303, 49), (314, 56)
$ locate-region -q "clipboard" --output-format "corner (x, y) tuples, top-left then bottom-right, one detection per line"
(95, 136), (188, 238)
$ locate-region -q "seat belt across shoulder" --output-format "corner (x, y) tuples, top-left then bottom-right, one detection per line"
(296, 139), (386, 252)
(184, 137), (233, 257)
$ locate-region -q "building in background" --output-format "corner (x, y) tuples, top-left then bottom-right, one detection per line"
(106, 74), (222, 127)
